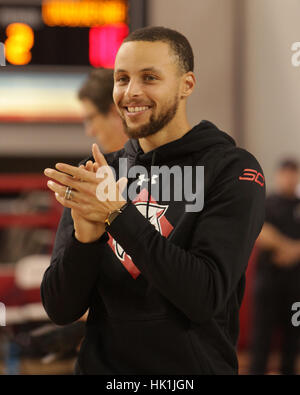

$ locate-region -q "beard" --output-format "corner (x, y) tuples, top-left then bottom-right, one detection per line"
(121, 96), (179, 140)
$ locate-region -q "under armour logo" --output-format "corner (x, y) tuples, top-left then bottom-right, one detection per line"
(137, 174), (159, 186)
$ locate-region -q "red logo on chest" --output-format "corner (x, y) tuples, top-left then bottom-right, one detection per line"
(107, 189), (174, 279)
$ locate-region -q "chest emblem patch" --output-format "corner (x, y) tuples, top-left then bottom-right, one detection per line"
(107, 188), (174, 279)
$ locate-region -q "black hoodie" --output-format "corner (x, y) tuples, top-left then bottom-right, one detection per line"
(41, 120), (265, 374)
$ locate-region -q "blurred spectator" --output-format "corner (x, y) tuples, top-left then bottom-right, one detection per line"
(78, 68), (128, 153)
(249, 158), (300, 375)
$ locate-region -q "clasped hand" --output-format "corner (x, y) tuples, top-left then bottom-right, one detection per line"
(44, 143), (127, 243)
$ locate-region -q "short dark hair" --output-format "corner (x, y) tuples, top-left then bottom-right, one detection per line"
(78, 68), (114, 115)
(122, 26), (194, 74)
(278, 158), (299, 171)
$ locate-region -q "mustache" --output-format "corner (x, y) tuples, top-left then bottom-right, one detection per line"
(119, 101), (154, 107)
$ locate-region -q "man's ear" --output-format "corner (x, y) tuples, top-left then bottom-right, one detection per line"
(181, 72), (196, 99)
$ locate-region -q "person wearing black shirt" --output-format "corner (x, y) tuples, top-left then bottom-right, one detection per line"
(250, 159), (300, 375)
(42, 26), (265, 375)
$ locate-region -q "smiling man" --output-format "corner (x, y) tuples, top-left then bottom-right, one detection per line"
(42, 26), (265, 375)
(114, 30), (195, 150)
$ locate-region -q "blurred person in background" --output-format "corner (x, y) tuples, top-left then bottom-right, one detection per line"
(250, 158), (300, 375)
(78, 68), (128, 153)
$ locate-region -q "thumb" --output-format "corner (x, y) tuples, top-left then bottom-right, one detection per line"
(92, 143), (107, 166)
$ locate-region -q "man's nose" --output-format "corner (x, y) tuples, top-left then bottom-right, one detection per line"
(125, 79), (143, 98)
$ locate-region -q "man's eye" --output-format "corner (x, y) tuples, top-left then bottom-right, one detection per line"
(144, 75), (157, 81)
(117, 76), (128, 83)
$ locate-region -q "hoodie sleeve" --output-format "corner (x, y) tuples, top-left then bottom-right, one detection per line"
(106, 149), (266, 324)
(40, 151), (126, 325)
(41, 207), (109, 325)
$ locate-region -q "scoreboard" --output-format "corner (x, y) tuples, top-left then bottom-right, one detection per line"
(0, 0), (147, 67)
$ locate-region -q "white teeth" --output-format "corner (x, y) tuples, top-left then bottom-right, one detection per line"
(127, 106), (150, 113)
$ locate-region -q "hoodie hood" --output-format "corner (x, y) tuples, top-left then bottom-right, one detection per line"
(124, 120), (236, 166)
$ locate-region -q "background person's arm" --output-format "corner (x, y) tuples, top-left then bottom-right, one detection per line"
(257, 222), (300, 266)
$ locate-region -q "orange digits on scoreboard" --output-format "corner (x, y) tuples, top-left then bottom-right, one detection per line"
(5, 23), (34, 65)
(42, 0), (127, 27)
